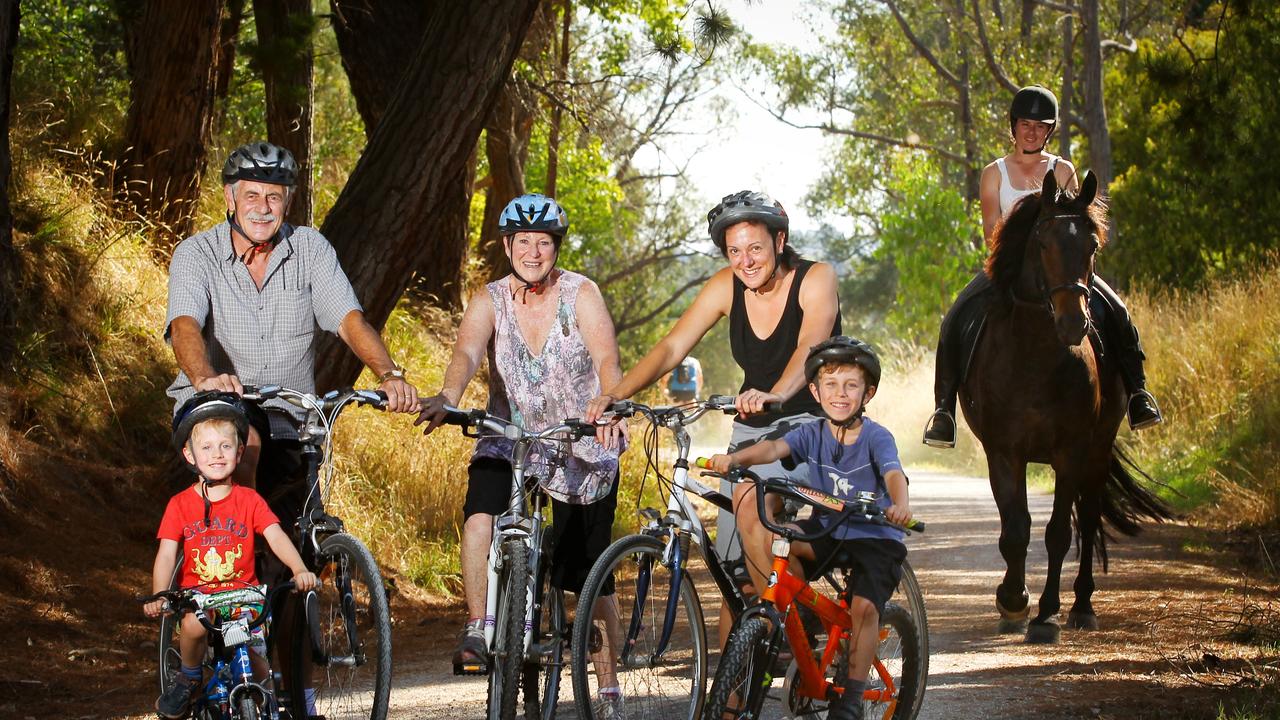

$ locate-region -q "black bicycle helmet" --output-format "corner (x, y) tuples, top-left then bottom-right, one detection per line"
(222, 141), (298, 187)
(1009, 85), (1058, 136)
(172, 391), (251, 450)
(498, 193), (569, 239)
(804, 336), (882, 387)
(706, 190), (789, 251)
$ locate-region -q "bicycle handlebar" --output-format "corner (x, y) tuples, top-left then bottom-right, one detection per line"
(140, 581), (298, 633)
(434, 405), (600, 441)
(603, 394), (783, 427)
(241, 385), (389, 414)
(694, 458), (925, 540)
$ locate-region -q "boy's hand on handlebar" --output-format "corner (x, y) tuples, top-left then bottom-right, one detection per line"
(414, 393), (453, 435)
(143, 598), (169, 618)
(291, 571), (319, 593)
(707, 453), (735, 474)
(735, 389), (782, 417)
(885, 502), (913, 527)
(379, 376), (420, 414)
(583, 393), (617, 424)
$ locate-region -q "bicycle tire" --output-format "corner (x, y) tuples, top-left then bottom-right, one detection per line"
(487, 538), (529, 720)
(701, 616), (772, 720)
(290, 532), (392, 720)
(521, 537), (566, 720)
(157, 564), (183, 695)
(571, 533), (707, 720)
(892, 560), (929, 719)
(237, 695), (260, 720)
(864, 601), (923, 720)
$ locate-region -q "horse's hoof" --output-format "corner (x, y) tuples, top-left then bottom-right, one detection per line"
(998, 617), (1029, 635)
(1067, 611), (1099, 630)
(996, 589), (1031, 621)
(1025, 618), (1061, 644)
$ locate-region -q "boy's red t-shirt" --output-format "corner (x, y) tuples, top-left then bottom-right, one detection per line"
(157, 484), (280, 592)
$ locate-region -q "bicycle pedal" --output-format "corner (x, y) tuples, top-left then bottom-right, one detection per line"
(453, 660), (489, 676)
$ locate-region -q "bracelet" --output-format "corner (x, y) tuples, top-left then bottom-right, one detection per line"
(377, 367), (406, 383)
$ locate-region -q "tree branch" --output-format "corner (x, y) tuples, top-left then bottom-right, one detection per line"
(879, 0), (962, 89)
(970, 0), (1021, 93)
(614, 274), (710, 334)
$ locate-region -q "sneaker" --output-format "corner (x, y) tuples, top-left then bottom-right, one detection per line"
(922, 410), (957, 448)
(452, 619), (488, 675)
(597, 691), (625, 720)
(156, 672), (198, 719)
(826, 690), (864, 720)
(1127, 390), (1163, 430)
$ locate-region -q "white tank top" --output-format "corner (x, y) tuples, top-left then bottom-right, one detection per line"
(997, 156), (1058, 216)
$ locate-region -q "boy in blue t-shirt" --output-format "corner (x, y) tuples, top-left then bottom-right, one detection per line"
(708, 336), (911, 720)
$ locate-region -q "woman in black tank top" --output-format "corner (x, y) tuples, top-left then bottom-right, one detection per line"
(583, 190), (841, 635)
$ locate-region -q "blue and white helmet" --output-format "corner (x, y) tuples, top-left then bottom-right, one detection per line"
(498, 193), (569, 239)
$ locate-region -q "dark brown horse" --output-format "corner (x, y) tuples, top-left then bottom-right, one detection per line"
(959, 170), (1172, 643)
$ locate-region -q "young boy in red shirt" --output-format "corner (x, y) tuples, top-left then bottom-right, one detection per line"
(144, 393), (317, 719)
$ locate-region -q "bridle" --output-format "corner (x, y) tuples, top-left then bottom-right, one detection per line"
(1011, 210), (1096, 321)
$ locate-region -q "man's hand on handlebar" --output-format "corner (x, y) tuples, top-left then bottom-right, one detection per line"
(193, 373), (244, 395)
(379, 375), (420, 414)
(413, 393), (456, 436)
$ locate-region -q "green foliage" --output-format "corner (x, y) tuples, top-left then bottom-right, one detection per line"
(14, 0), (130, 149)
(873, 152), (982, 343)
(1107, 0), (1280, 288)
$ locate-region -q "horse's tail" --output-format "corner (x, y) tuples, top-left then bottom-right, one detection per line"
(1084, 447), (1177, 572)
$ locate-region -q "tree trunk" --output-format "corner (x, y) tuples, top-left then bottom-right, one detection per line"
(313, 0), (541, 391)
(117, 1), (226, 250)
(328, 0), (430, 134)
(1080, 0), (1112, 187)
(544, 0), (570, 196)
(212, 0), (245, 135)
(1058, 7), (1075, 161)
(0, 0), (17, 366)
(255, 0), (315, 226)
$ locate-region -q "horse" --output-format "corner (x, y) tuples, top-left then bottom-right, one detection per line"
(957, 169), (1173, 643)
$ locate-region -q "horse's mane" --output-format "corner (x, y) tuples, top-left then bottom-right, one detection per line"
(984, 190), (1109, 290)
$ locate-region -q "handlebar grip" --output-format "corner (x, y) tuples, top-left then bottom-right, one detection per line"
(440, 407), (473, 427)
(905, 519), (925, 533)
(762, 400), (783, 413)
(565, 419), (598, 438)
(694, 457), (711, 469)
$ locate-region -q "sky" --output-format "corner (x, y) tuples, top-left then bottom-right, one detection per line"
(675, 1), (843, 234)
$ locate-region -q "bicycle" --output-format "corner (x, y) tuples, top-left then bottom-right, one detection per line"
(435, 404), (601, 720)
(231, 385), (394, 720)
(148, 580), (297, 720)
(569, 396), (931, 720)
(697, 463), (927, 720)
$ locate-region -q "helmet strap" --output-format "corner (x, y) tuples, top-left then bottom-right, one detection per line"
(227, 207), (283, 264)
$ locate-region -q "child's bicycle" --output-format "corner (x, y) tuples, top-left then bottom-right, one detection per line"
(568, 396), (930, 720)
(145, 580), (297, 720)
(697, 462), (928, 720)
(234, 385), (394, 720)
(435, 404), (601, 720)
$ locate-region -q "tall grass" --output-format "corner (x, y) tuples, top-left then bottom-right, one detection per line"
(1123, 262), (1280, 525)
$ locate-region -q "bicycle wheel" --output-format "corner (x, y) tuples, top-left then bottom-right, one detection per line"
(488, 538), (529, 720)
(237, 695), (260, 720)
(522, 538), (566, 720)
(571, 533), (707, 720)
(157, 565), (183, 695)
(863, 602), (923, 720)
(891, 560), (928, 719)
(701, 616), (772, 720)
(291, 532), (392, 720)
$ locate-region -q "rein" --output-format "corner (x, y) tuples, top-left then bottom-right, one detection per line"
(1010, 211), (1095, 319)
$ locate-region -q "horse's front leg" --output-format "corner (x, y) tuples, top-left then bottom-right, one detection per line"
(1067, 467), (1105, 631)
(988, 452), (1031, 633)
(1027, 465), (1079, 643)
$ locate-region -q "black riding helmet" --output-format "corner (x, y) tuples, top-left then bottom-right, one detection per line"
(804, 336), (882, 387)
(222, 141), (298, 187)
(1009, 86), (1058, 149)
(706, 190), (789, 253)
(172, 391), (251, 451)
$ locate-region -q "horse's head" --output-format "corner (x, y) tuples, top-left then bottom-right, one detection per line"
(1033, 171), (1101, 346)
(987, 170), (1106, 347)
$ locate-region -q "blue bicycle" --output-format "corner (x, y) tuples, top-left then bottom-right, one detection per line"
(146, 580), (297, 720)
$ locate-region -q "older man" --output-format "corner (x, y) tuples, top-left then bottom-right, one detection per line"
(166, 140), (419, 497)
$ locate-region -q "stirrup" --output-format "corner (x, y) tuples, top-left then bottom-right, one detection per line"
(1127, 389), (1163, 431)
(922, 409), (957, 449)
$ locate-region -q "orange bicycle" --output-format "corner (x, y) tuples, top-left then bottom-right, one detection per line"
(697, 462), (927, 720)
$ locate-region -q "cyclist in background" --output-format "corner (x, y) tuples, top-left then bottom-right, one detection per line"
(145, 393), (317, 719)
(666, 355), (703, 402)
(415, 194), (628, 713)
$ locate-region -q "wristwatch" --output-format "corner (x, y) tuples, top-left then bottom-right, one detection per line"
(377, 366), (406, 383)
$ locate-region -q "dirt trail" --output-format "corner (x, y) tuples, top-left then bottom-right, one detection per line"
(377, 472), (1277, 720)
